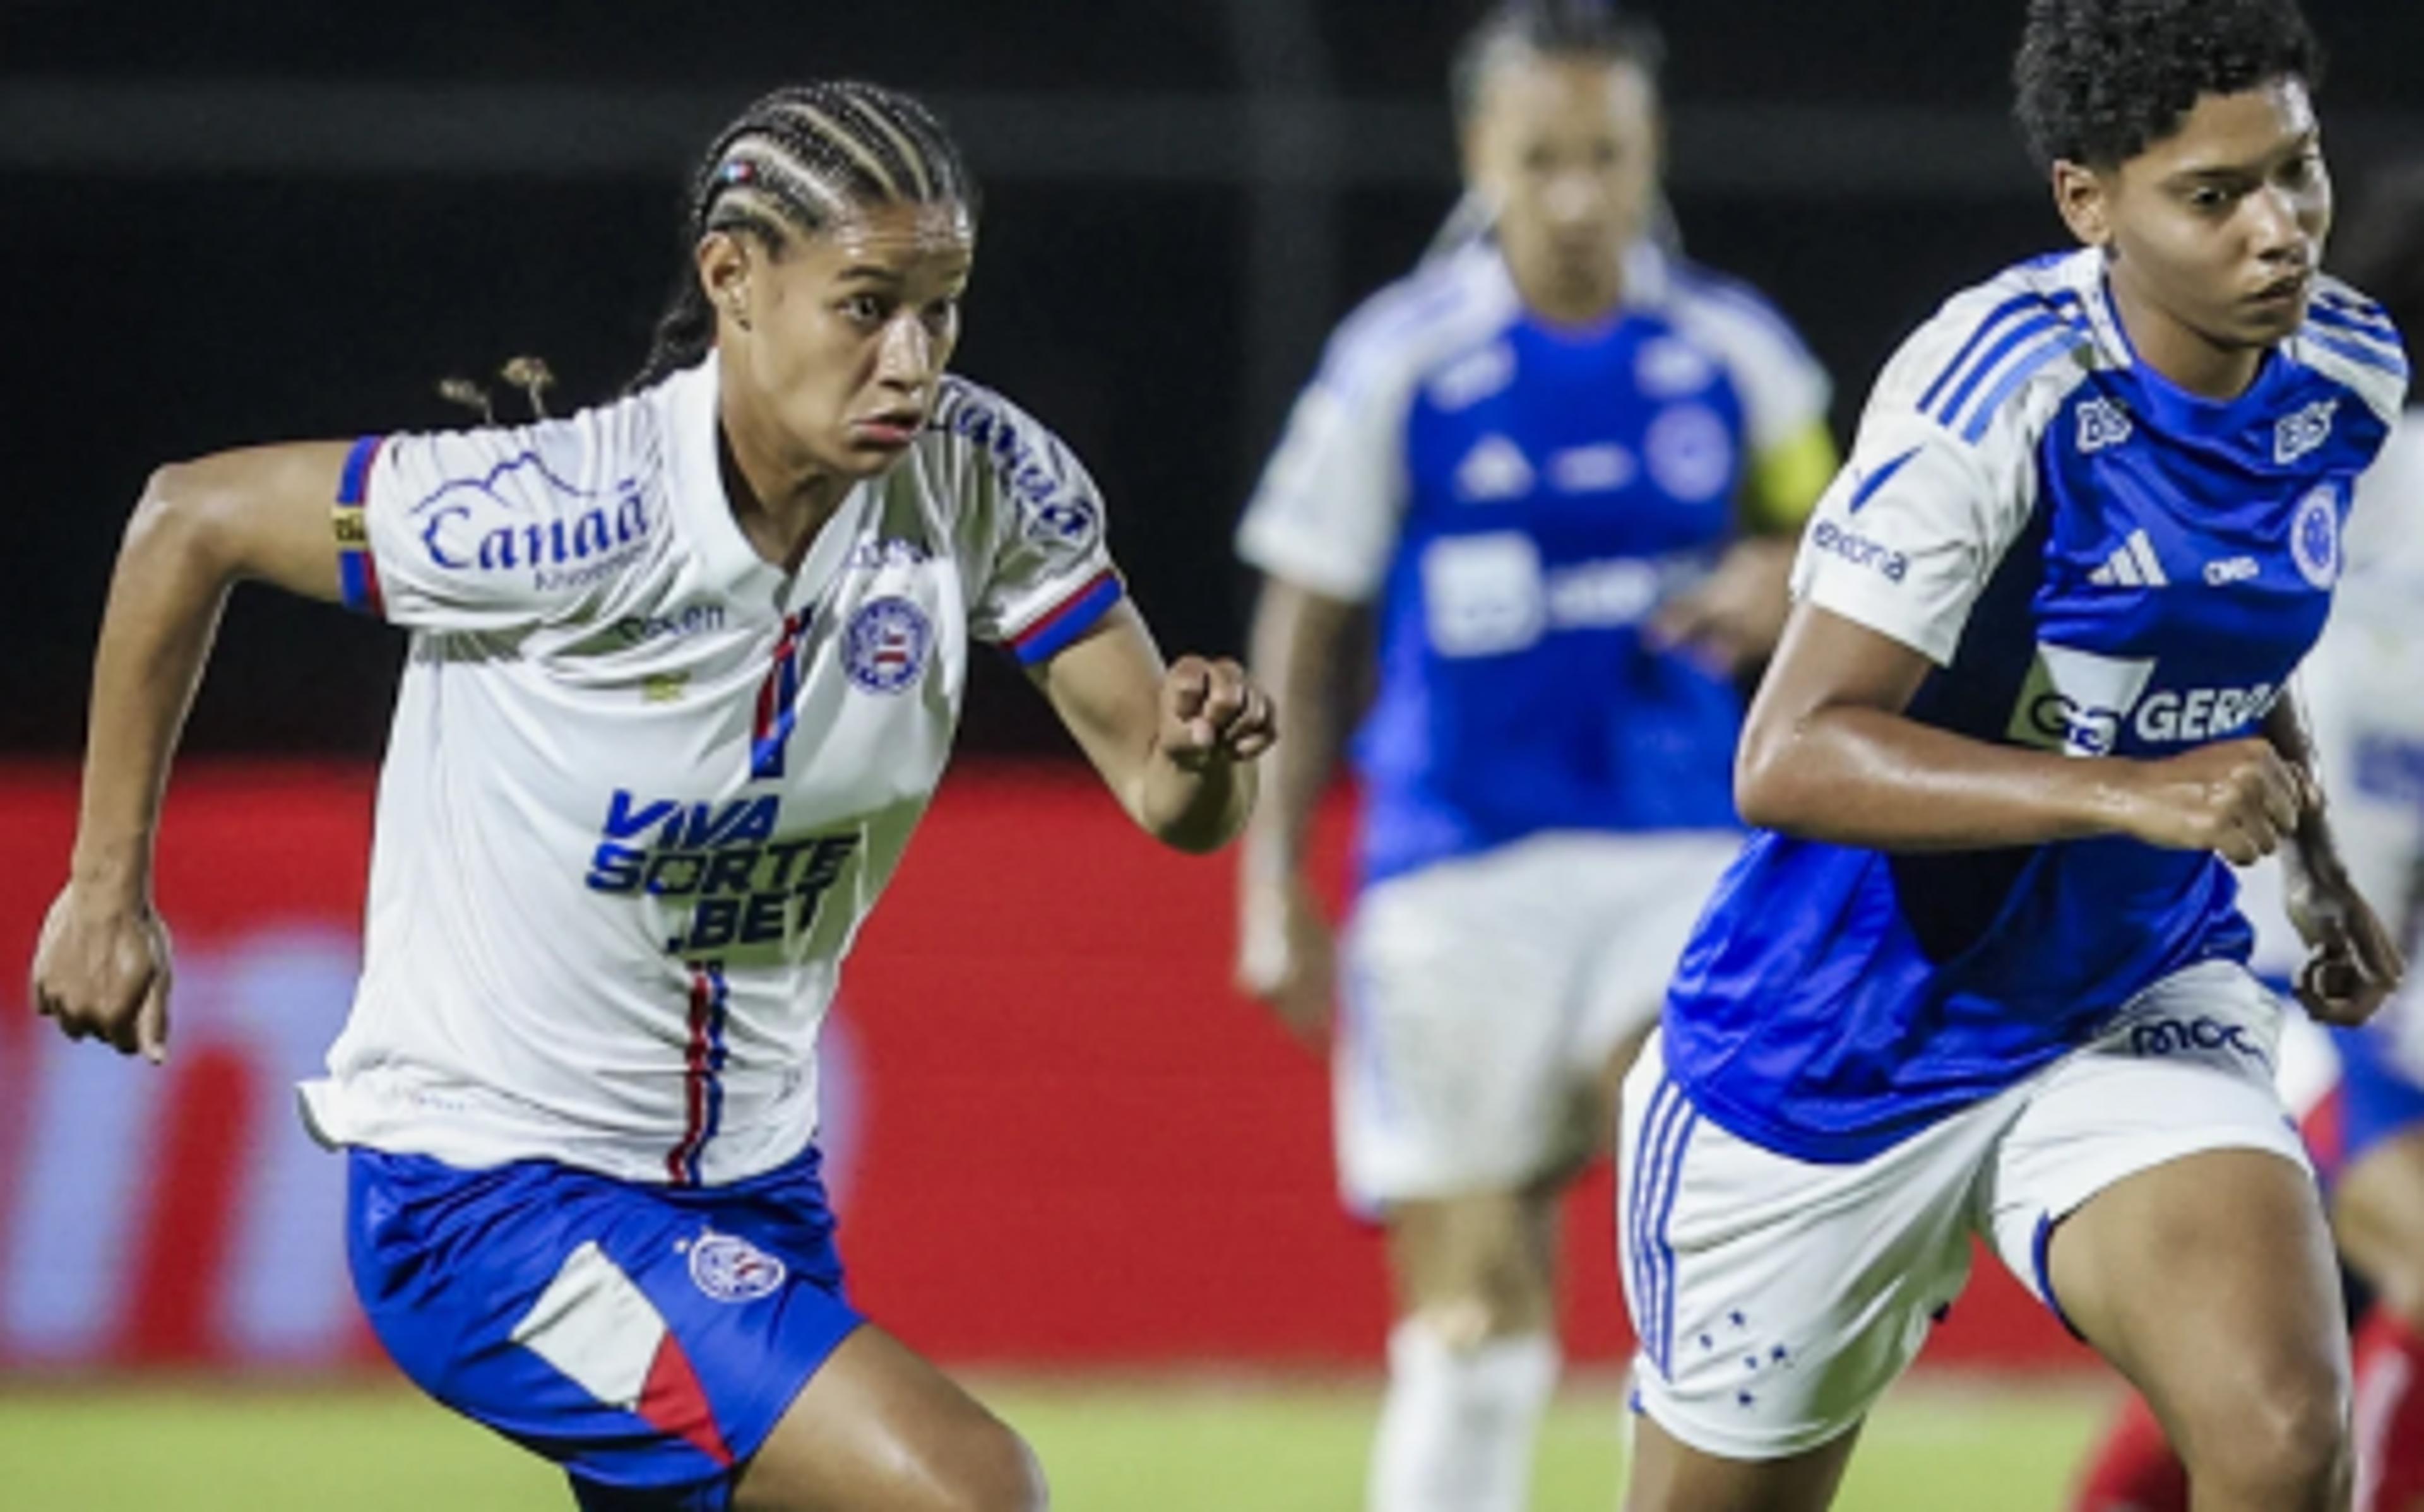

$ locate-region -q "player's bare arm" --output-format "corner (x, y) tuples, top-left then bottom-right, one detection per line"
(1233, 578), (1360, 1045)
(1738, 599), (2307, 858)
(2262, 688), (2406, 1022)
(1030, 599), (1274, 854)
(33, 442), (355, 1061)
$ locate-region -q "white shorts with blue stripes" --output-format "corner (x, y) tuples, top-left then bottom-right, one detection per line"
(1336, 830), (1743, 1209)
(1618, 959), (2310, 1461)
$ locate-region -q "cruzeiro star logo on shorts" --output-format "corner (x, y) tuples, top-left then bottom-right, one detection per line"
(687, 1231), (787, 1303)
(843, 596), (934, 694)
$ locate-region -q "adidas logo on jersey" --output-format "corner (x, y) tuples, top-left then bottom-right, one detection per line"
(2275, 399), (2338, 466)
(1454, 435), (1535, 502)
(2087, 529), (2168, 589)
(2076, 398), (2133, 455)
(1428, 341), (1516, 411)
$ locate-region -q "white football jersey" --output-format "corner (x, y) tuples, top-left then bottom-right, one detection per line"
(297, 359), (1122, 1184)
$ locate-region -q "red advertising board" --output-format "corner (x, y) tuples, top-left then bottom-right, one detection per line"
(0, 762), (2078, 1371)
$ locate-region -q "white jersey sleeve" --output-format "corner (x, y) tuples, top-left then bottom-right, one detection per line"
(1791, 266), (2094, 666)
(342, 398), (668, 633)
(1235, 249), (1514, 605)
(930, 377), (1124, 664)
(1661, 258), (1833, 457)
(1233, 331), (1417, 603)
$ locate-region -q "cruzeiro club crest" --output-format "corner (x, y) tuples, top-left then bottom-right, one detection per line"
(687, 1231), (787, 1303)
(2290, 485), (2341, 590)
(843, 596), (934, 694)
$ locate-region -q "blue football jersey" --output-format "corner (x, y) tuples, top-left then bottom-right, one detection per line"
(1663, 248), (2410, 1162)
(1238, 242), (1832, 885)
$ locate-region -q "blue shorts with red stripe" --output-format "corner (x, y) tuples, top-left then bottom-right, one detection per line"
(348, 1143), (862, 1510)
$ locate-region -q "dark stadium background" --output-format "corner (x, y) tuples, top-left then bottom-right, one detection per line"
(2, 0), (2419, 759)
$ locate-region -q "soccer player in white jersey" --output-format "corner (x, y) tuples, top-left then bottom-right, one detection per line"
(1232, 4), (1834, 1508)
(2072, 170), (2424, 1512)
(28, 83), (1273, 1512)
(1613, 0), (2411, 1506)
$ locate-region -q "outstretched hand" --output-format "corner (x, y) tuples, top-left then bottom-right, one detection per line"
(1158, 655), (1278, 771)
(30, 885), (174, 1063)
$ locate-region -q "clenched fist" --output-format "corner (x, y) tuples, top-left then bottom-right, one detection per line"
(1159, 656), (1277, 770)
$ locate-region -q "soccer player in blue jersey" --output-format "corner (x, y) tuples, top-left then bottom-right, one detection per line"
(2072, 166), (2424, 1512)
(1233, 4), (1834, 1507)
(1617, 1), (2407, 1509)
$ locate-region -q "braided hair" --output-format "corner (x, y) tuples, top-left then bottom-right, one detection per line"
(630, 81), (979, 391)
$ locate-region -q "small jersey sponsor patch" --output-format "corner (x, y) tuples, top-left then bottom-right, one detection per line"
(2274, 399), (2338, 466)
(686, 1231), (787, 1303)
(843, 596), (934, 694)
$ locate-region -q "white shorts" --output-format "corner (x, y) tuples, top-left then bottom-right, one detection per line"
(1337, 830), (1743, 1208)
(1619, 959), (2310, 1461)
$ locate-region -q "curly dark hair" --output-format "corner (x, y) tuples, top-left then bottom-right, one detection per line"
(2012, 0), (2325, 170)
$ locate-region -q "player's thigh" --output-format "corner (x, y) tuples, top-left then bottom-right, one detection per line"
(1384, 1190), (1562, 1339)
(1991, 966), (2342, 1485)
(2046, 1149), (2345, 1491)
(1623, 1413), (1862, 1512)
(1617, 1034), (1984, 1466)
(732, 1325), (1043, 1512)
(1336, 850), (1588, 1205)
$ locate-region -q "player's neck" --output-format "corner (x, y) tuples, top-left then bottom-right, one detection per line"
(714, 405), (853, 575)
(1509, 262), (1625, 331)
(2106, 270), (2266, 401)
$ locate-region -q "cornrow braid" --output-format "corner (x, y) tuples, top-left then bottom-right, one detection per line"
(630, 81), (978, 392)
(1449, 0), (1665, 127)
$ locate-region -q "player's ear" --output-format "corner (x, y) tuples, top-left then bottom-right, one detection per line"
(697, 231), (756, 334)
(2052, 159), (2115, 249)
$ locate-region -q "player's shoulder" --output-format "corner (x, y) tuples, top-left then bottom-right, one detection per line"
(1651, 249), (1820, 370)
(1870, 250), (2106, 450)
(919, 374), (1103, 544)
(1314, 244), (1521, 405)
(2288, 275), (2410, 425)
(374, 374), (677, 578)
(383, 377), (668, 514)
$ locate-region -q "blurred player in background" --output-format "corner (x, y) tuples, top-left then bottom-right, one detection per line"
(30, 81), (1272, 1512)
(1232, 3), (1834, 1506)
(2072, 167), (2424, 1512)
(1617, 1), (2409, 1508)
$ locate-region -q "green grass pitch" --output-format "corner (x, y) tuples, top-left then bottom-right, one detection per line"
(0, 1373), (2106, 1509)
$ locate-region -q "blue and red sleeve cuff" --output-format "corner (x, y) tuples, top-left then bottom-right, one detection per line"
(334, 434), (387, 619)
(1007, 568), (1124, 666)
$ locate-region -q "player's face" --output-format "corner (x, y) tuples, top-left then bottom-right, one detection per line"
(2069, 79), (2330, 359)
(721, 201), (975, 481)
(1464, 53), (1660, 321)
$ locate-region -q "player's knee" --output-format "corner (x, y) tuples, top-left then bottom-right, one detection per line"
(2178, 1367), (2348, 1506)
(930, 1417), (1049, 1512)
(1411, 1258), (1552, 1347)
